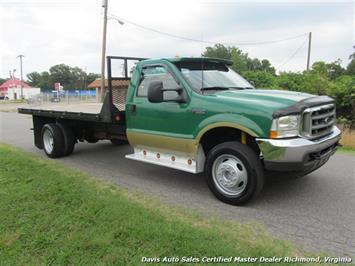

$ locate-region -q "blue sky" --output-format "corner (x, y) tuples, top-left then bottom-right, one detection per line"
(0, 0), (353, 79)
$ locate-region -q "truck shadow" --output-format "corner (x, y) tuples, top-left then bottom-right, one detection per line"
(66, 141), (323, 208)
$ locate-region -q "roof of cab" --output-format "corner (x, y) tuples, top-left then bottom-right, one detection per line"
(141, 57), (233, 66)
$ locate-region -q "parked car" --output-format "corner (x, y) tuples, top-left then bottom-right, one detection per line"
(0, 95), (9, 100)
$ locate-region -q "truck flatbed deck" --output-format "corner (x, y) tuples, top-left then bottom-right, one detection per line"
(18, 103), (103, 121)
(17, 56), (146, 154)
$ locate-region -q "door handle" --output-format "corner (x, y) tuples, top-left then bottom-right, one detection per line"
(130, 104), (137, 114)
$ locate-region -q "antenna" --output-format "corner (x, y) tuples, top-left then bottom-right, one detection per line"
(201, 58), (204, 91)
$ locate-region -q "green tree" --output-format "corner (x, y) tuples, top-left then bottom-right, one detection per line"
(26, 65), (100, 90)
(70, 66), (86, 90)
(328, 75), (355, 126)
(327, 59), (345, 80)
(346, 46), (355, 75)
(276, 72), (309, 92)
(26, 71), (52, 89)
(49, 64), (73, 89)
(87, 73), (100, 85)
(48, 64), (95, 90)
(202, 44), (353, 125)
(310, 61), (328, 77)
(304, 72), (333, 95)
(202, 43), (234, 60)
(203, 44), (276, 74)
(0, 77), (6, 85)
(261, 59), (276, 75)
(39, 71), (52, 90)
(230, 48), (248, 73)
(27, 72), (42, 87)
(243, 71), (276, 88)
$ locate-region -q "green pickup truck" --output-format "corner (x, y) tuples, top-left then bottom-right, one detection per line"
(19, 56), (341, 205)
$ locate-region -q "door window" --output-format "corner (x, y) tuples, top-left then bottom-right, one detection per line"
(137, 66), (180, 100)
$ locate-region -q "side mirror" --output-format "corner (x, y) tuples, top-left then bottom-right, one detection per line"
(147, 80), (187, 104)
(147, 81), (164, 103)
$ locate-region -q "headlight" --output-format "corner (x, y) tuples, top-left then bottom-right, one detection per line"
(270, 115), (300, 138)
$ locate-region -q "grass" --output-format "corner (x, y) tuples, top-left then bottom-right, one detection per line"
(339, 126), (355, 149)
(0, 144), (328, 265)
(338, 146), (355, 154)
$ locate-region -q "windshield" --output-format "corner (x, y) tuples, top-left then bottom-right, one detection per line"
(174, 61), (253, 93)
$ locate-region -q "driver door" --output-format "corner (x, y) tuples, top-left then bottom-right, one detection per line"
(127, 64), (194, 155)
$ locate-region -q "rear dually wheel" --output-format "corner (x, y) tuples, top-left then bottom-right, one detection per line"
(41, 123), (65, 158)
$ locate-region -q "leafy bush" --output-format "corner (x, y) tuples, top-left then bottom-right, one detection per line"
(202, 44), (355, 127)
(242, 71), (277, 88)
(328, 75), (355, 128)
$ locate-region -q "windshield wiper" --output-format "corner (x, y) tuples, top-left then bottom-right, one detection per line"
(201, 86), (254, 91)
(228, 86), (254, 90)
(200, 86), (230, 91)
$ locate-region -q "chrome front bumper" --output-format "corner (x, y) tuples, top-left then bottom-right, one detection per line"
(256, 126), (341, 172)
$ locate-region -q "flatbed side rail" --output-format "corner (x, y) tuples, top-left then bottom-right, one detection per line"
(18, 108), (101, 122)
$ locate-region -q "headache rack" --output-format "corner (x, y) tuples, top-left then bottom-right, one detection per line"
(102, 56), (147, 122)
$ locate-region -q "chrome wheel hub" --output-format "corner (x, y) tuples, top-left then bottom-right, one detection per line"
(212, 154), (248, 196)
(43, 129), (54, 154)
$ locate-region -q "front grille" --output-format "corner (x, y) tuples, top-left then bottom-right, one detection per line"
(301, 104), (336, 139)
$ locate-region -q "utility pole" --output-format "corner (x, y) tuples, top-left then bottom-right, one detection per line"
(306, 32), (312, 71)
(100, 0), (108, 102)
(17, 54), (25, 99)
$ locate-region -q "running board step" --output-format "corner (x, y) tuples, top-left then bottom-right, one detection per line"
(125, 148), (198, 173)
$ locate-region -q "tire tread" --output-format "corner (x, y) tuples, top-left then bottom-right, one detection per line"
(204, 141), (264, 205)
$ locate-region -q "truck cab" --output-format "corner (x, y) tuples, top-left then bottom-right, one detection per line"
(124, 57), (340, 204)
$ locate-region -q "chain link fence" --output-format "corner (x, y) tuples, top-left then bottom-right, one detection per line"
(26, 90), (97, 106)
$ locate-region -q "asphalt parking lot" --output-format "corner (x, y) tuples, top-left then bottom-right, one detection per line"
(1, 111), (354, 257)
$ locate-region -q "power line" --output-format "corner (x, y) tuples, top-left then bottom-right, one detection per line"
(108, 13), (307, 46)
(277, 37), (308, 70)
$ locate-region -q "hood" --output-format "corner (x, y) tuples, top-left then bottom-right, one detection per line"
(213, 89), (334, 118)
(213, 89), (316, 115)
(203, 88), (335, 138)
(216, 89), (312, 106)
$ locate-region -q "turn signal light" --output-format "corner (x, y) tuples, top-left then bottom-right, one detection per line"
(270, 131), (278, 139)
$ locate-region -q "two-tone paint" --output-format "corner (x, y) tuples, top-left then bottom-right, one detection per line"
(125, 58), (315, 172)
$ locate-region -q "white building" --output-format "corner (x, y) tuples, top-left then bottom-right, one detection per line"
(0, 77), (40, 100)
(7, 87), (41, 100)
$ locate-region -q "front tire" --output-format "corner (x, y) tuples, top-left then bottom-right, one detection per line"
(41, 123), (65, 158)
(205, 141), (264, 205)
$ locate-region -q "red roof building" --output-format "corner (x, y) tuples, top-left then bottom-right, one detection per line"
(88, 78), (130, 103)
(0, 77), (31, 92)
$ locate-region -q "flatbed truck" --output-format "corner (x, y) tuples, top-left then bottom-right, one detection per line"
(19, 56), (341, 205)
